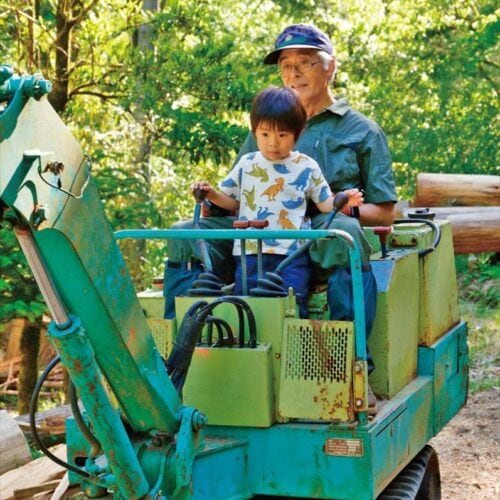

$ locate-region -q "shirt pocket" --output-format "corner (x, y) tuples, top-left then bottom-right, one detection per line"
(325, 137), (361, 191)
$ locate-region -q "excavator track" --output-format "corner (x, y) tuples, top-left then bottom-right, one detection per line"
(378, 445), (441, 500)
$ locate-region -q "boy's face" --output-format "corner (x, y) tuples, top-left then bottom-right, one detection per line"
(255, 122), (296, 161)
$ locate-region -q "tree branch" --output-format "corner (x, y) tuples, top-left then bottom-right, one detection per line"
(69, 89), (128, 100)
(0, 3), (57, 43)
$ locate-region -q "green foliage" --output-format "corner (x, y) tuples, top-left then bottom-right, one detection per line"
(456, 253), (500, 311)
(455, 253), (499, 393)
(0, 228), (47, 331)
(2, 0), (498, 288)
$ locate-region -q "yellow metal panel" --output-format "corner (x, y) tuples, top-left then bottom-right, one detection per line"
(418, 222), (460, 345)
(138, 290), (165, 319)
(176, 295), (295, 422)
(183, 343), (274, 427)
(145, 318), (175, 357)
(369, 252), (419, 398)
(278, 319), (355, 422)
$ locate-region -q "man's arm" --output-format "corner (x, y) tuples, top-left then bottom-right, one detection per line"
(359, 201), (396, 227)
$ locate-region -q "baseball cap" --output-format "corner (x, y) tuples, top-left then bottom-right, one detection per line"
(264, 24), (334, 65)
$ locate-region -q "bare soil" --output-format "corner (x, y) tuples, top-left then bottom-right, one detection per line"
(430, 388), (499, 499)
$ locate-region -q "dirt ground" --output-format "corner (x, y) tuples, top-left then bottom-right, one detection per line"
(429, 388), (499, 499)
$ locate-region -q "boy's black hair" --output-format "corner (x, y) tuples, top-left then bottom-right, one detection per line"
(250, 85), (307, 141)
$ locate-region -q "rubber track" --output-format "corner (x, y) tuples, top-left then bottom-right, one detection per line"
(378, 445), (437, 499)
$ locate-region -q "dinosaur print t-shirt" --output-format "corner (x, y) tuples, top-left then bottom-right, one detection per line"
(220, 151), (331, 256)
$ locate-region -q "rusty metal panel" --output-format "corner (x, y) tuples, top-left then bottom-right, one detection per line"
(278, 319), (355, 422)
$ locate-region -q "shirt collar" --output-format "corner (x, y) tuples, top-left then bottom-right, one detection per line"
(323, 97), (351, 117)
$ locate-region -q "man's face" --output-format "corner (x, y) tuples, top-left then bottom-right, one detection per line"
(255, 121), (296, 161)
(278, 49), (333, 105)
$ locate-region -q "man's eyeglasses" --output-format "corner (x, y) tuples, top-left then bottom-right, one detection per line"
(278, 60), (322, 76)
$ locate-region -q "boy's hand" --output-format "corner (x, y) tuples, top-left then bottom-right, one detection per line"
(344, 188), (364, 207)
(191, 181), (213, 200)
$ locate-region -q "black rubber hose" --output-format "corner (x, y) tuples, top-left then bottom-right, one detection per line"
(393, 218), (442, 256)
(198, 296), (257, 348)
(206, 316), (234, 346)
(68, 381), (101, 457)
(29, 356), (91, 478)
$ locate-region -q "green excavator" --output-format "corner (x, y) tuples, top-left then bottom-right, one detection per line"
(0, 65), (467, 499)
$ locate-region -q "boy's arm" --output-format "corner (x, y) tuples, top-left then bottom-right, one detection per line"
(206, 191), (239, 212)
(316, 189), (363, 214)
(192, 181), (239, 213)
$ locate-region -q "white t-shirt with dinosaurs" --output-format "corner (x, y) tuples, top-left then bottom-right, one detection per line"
(220, 150), (332, 256)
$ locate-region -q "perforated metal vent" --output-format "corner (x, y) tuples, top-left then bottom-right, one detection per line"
(284, 323), (349, 383)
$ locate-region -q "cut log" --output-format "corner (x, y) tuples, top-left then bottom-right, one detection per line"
(0, 445), (66, 500)
(49, 472), (70, 500)
(415, 173), (500, 207)
(401, 206), (500, 254)
(0, 411), (32, 475)
(14, 405), (71, 448)
(12, 479), (61, 498)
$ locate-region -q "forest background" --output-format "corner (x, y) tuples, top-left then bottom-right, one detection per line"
(0, 0), (498, 411)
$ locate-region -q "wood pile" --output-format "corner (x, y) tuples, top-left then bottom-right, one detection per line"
(0, 318), (61, 399)
(0, 444), (72, 499)
(0, 319), (72, 497)
(400, 173), (500, 254)
(0, 406), (77, 498)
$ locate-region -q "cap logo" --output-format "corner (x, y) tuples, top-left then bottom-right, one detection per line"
(284, 34), (293, 42)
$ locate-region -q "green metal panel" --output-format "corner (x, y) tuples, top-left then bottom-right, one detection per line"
(278, 318), (355, 421)
(418, 322), (469, 434)
(183, 343), (274, 427)
(176, 295), (296, 422)
(192, 437), (250, 499)
(371, 376), (434, 494)
(389, 221), (460, 345)
(368, 251), (419, 398)
(205, 375), (434, 500)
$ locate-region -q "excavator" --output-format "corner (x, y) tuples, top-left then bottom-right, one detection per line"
(0, 65), (468, 499)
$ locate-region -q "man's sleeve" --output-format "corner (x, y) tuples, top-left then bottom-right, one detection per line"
(358, 127), (398, 204)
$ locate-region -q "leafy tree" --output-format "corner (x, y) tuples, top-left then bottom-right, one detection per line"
(361, 0), (499, 197)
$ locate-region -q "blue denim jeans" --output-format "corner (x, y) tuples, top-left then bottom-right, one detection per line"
(235, 253), (311, 318)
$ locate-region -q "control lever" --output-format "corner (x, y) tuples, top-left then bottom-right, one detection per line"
(373, 226), (392, 258)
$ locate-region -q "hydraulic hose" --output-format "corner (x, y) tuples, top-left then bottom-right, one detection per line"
(29, 356), (91, 478)
(68, 381), (101, 457)
(393, 217), (442, 256)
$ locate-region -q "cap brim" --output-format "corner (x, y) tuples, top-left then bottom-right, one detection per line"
(263, 44), (321, 65)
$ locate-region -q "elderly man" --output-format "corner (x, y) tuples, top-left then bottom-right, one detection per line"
(163, 25), (397, 408)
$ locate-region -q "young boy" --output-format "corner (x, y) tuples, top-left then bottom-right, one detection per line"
(192, 85), (362, 316)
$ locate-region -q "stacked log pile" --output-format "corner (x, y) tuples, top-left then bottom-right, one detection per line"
(401, 173), (500, 254)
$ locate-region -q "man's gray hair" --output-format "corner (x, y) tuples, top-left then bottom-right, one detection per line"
(317, 50), (336, 83)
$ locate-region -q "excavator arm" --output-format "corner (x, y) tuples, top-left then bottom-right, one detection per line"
(0, 66), (200, 498)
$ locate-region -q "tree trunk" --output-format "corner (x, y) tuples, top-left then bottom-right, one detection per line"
(18, 322), (41, 415)
(49, 0), (72, 113)
(415, 173), (500, 207)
